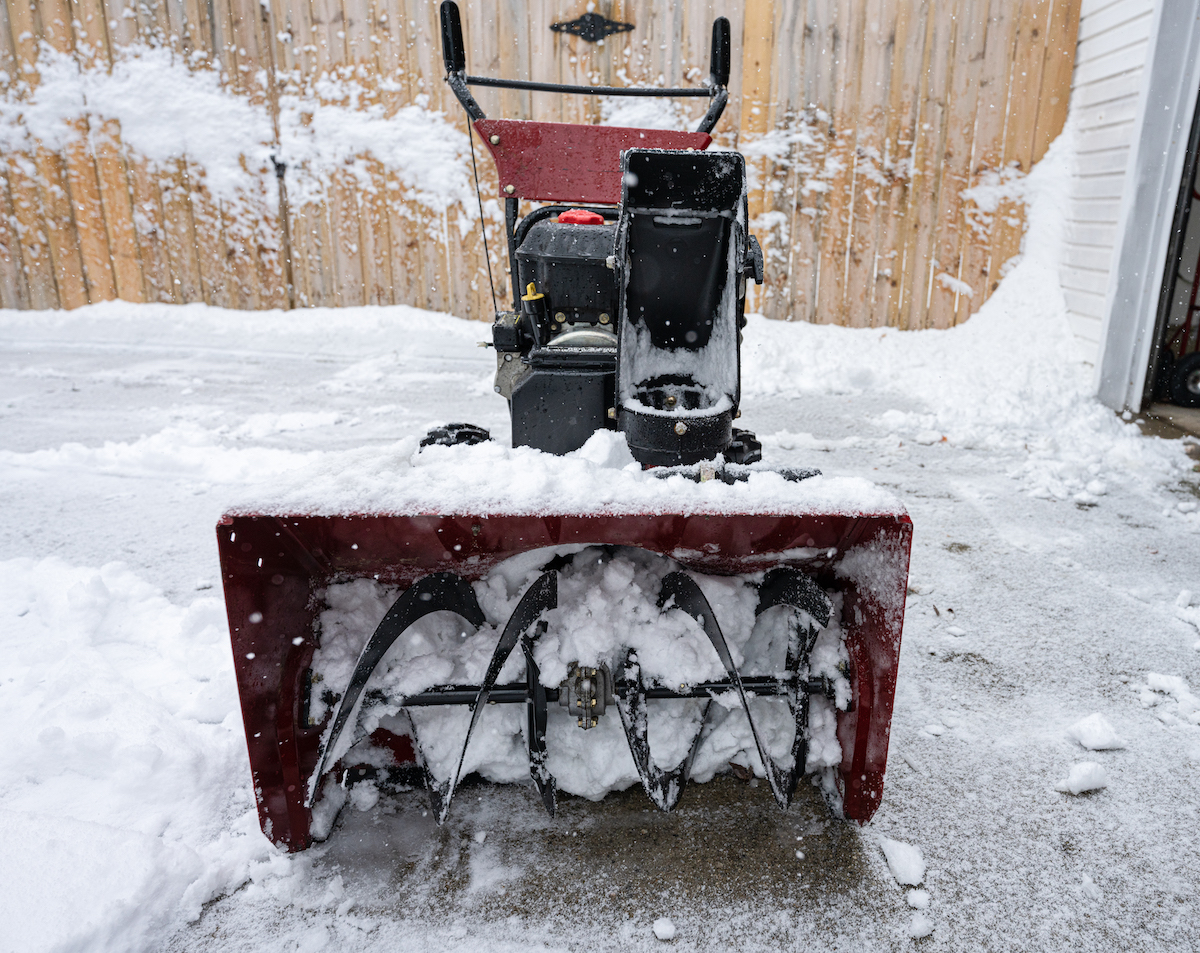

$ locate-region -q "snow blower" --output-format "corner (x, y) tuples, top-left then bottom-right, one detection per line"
(217, 2), (912, 852)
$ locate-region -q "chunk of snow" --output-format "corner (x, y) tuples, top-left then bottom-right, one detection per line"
(909, 912), (934, 938)
(474, 830), (488, 845)
(349, 781), (379, 811)
(923, 724), (946, 736)
(945, 625), (966, 637)
(1054, 762), (1107, 794)
(1066, 713), (1125, 750)
(1081, 874), (1102, 900)
(935, 271), (974, 298)
(879, 837), (925, 885)
(1144, 673), (1200, 723)
(906, 888), (930, 909)
(652, 917), (676, 940)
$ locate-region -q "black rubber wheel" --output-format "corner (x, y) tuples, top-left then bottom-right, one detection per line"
(1170, 352), (1200, 408)
(419, 422), (491, 448)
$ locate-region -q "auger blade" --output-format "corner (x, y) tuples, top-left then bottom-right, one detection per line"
(435, 570), (558, 824)
(755, 567), (833, 806)
(307, 572), (486, 807)
(615, 650), (711, 811)
(659, 571), (801, 809)
(523, 623), (557, 816)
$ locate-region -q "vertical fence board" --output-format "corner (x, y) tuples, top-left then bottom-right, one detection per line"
(898, 0), (956, 329)
(989, 0), (1049, 285)
(843, 0), (896, 328)
(926, 0), (989, 328)
(8, 0), (89, 308)
(0, 163), (30, 309)
(74, 0), (148, 303)
(958, 0), (1016, 303)
(1032, 0), (1079, 165)
(864, 0), (918, 326)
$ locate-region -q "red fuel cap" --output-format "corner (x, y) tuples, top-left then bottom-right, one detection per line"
(557, 208), (606, 225)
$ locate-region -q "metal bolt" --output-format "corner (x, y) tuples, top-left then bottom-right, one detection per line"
(591, 718), (597, 727)
(489, 134), (500, 145)
(599, 312), (610, 324)
(504, 353), (513, 362)
(504, 184), (515, 194)
(578, 718), (583, 727)
(591, 698), (596, 707)
(607, 408), (617, 419)
(665, 395), (677, 407)
(493, 385), (501, 393)
(675, 421), (688, 436)
(555, 312), (567, 323)
(735, 409), (741, 419)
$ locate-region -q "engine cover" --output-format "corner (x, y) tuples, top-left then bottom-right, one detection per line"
(515, 219), (618, 326)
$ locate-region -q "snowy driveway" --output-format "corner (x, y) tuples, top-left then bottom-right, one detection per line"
(2, 164), (1200, 952)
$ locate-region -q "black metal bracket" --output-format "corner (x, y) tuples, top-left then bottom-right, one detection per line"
(550, 12), (634, 43)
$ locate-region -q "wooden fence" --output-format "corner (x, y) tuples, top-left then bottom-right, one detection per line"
(0, 0), (1079, 327)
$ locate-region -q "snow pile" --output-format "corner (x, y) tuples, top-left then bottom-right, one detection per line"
(742, 128), (1195, 507)
(1054, 762), (1108, 795)
(879, 837), (925, 886)
(1141, 673), (1200, 724)
(1066, 713), (1125, 750)
(0, 558), (277, 953)
(0, 422), (318, 484)
(230, 429), (904, 518)
(312, 546), (850, 802)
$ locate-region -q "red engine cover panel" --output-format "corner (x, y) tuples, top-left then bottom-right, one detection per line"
(474, 119), (712, 204)
(219, 510), (911, 851)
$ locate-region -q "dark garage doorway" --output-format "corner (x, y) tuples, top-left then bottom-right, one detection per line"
(1152, 87), (1200, 408)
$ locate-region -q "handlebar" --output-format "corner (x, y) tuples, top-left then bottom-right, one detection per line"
(439, 1), (730, 133)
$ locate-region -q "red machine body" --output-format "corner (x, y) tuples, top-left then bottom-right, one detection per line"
(474, 119), (711, 204)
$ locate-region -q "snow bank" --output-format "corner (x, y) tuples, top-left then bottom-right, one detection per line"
(0, 558), (277, 952)
(0, 422), (319, 483)
(742, 128), (1196, 508)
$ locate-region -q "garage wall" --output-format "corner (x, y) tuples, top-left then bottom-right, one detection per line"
(1061, 0), (1157, 363)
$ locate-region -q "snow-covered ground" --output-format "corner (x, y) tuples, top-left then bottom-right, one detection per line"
(2, 136), (1200, 951)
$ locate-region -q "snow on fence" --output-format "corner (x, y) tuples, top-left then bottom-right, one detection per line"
(0, 0), (1078, 328)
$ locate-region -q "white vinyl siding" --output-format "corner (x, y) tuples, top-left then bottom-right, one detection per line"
(1062, 0), (1157, 364)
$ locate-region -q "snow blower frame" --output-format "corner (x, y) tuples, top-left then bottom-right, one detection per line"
(218, 2), (912, 852)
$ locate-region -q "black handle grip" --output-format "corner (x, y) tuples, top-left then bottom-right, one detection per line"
(710, 17), (731, 89)
(441, 0), (466, 74)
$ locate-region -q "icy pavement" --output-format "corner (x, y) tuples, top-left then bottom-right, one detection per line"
(3, 140), (1200, 951)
